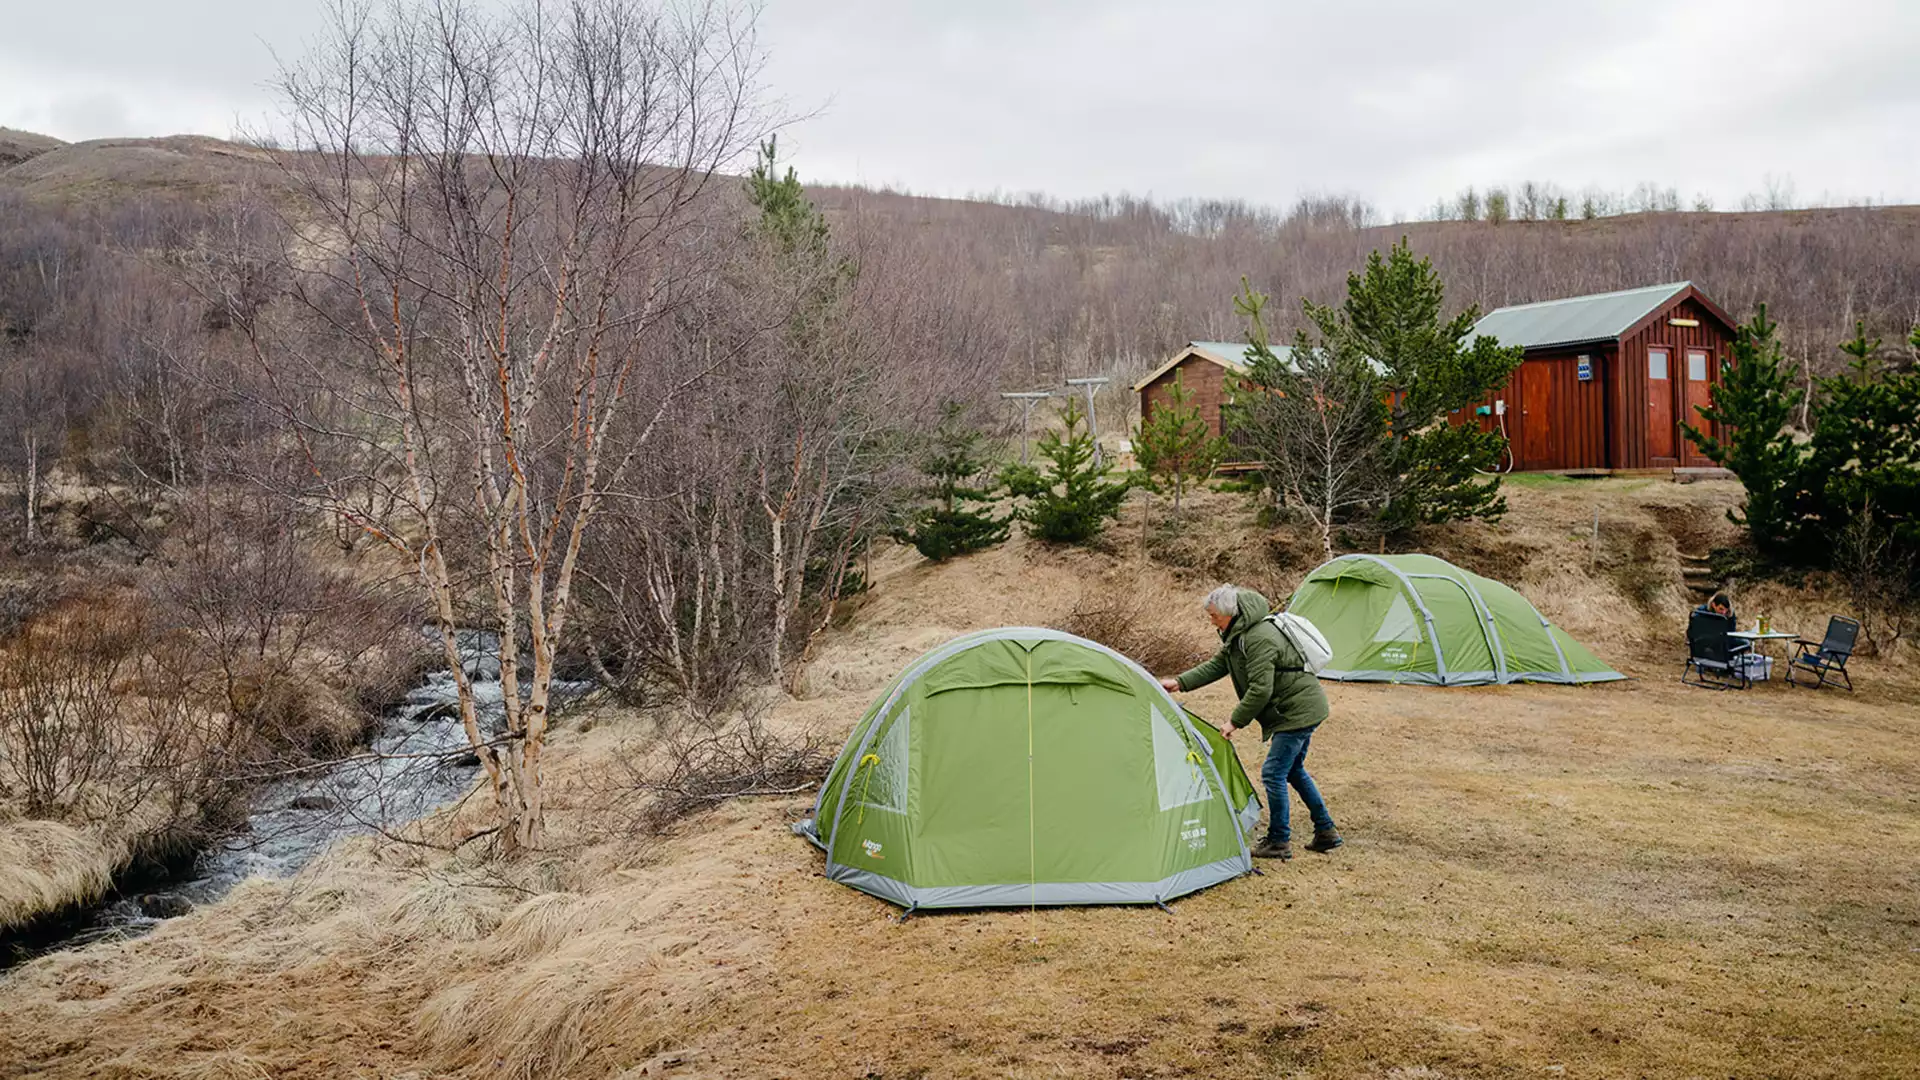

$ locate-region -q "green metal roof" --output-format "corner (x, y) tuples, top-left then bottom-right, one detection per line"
(1188, 341), (1291, 371)
(1468, 281), (1692, 350)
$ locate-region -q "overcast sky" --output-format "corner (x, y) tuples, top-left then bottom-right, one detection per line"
(3, 0), (1915, 219)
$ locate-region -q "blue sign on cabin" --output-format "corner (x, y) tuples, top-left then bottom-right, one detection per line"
(1577, 354), (1593, 381)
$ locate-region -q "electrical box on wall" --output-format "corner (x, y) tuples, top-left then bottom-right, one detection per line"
(1577, 354), (1593, 381)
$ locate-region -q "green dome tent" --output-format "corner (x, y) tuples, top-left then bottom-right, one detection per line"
(795, 628), (1260, 911)
(1285, 554), (1623, 686)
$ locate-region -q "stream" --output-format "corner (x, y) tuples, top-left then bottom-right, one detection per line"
(4, 630), (590, 964)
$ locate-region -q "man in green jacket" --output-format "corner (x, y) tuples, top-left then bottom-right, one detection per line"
(1158, 584), (1342, 861)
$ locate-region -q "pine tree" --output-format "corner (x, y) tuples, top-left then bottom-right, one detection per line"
(1682, 305), (1809, 558)
(1804, 330), (1920, 556)
(1839, 320), (1882, 384)
(901, 404), (1010, 561)
(1133, 370), (1227, 524)
(1324, 239), (1522, 532)
(746, 135), (832, 262)
(1020, 398), (1131, 544)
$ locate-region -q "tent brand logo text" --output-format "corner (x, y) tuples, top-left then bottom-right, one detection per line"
(1181, 821), (1207, 850)
(861, 839), (884, 860)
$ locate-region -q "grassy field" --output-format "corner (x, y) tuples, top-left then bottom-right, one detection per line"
(3, 480), (1916, 1078)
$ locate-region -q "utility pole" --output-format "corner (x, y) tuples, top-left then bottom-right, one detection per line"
(1000, 391), (1055, 464)
(1064, 376), (1112, 466)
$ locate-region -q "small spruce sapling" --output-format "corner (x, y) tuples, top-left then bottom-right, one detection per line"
(901, 404), (1011, 561)
(1020, 397), (1131, 545)
(1133, 370), (1227, 524)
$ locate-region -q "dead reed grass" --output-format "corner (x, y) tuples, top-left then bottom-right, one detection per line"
(0, 820), (118, 929)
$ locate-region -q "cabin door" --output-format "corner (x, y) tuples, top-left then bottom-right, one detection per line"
(1519, 363), (1553, 469)
(1682, 348), (1714, 467)
(1646, 347), (1676, 465)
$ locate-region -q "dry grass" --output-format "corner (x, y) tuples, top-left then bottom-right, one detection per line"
(2, 478), (1916, 1078)
(0, 821), (119, 929)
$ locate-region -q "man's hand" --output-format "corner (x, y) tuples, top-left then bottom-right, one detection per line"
(1218, 723), (1235, 739)
(1158, 677), (1180, 692)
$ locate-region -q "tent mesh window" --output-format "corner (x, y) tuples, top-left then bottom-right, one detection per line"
(1150, 706), (1212, 811)
(856, 707), (910, 815)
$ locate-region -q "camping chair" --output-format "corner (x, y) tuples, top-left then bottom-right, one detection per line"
(1682, 609), (1751, 690)
(1788, 616), (1859, 691)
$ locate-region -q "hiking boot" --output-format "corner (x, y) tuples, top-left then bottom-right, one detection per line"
(1305, 830), (1344, 853)
(1251, 839), (1292, 860)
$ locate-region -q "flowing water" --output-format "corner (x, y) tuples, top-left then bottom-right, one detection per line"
(4, 630), (590, 963)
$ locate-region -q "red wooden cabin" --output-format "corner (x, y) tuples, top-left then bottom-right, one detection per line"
(1463, 282), (1738, 472)
(1132, 341), (1262, 437)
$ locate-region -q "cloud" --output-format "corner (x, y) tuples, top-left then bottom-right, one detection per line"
(3, 0), (1913, 215)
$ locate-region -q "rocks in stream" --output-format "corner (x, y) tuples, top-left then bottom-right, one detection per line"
(137, 894), (194, 919)
(453, 753), (482, 768)
(413, 700), (462, 724)
(287, 795), (337, 812)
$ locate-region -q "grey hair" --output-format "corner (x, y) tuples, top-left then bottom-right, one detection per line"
(1204, 584), (1240, 616)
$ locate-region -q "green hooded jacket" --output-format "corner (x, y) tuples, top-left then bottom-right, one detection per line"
(1175, 588), (1330, 738)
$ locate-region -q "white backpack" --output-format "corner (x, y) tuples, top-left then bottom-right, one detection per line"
(1266, 611), (1333, 675)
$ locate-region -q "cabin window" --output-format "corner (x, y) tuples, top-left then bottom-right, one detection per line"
(1688, 350), (1709, 381)
(1648, 349), (1669, 380)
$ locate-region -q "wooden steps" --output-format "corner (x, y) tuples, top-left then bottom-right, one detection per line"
(1679, 550), (1719, 595)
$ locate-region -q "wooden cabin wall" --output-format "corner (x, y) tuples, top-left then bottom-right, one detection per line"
(1462, 347), (1612, 470)
(1141, 356), (1237, 438)
(1615, 297), (1737, 469)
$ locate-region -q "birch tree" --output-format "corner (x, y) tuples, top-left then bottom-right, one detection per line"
(1228, 282), (1388, 559)
(251, 0), (766, 850)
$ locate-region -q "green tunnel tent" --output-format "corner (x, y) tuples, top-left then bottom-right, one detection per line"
(1285, 554), (1624, 686)
(793, 628), (1260, 910)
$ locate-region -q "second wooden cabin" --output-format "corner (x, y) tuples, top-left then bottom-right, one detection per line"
(1130, 282), (1738, 474)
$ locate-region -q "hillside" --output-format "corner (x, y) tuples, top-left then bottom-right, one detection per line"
(4, 128), (1917, 398)
(4, 477), (1916, 1078)
(0, 134), (280, 205)
(0, 128), (65, 170)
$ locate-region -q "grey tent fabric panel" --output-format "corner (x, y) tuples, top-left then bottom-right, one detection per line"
(828, 853), (1252, 910)
(1236, 794), (1260, 833)
(1321, 667), (1625, 686)
(1318, 668), (1458, 685)
(790, 819), (827, 851)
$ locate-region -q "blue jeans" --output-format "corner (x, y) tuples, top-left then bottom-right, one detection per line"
(1261, 726), (1334, 845)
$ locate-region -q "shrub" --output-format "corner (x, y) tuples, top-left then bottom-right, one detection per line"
(1054, 583), (1207, 675)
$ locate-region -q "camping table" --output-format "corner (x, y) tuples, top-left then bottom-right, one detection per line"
(1729, 630), (1797, 681)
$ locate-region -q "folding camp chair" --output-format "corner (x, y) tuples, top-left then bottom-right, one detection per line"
(1788, 616), (1859, 691)
(1682, 609), (1751, 690)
